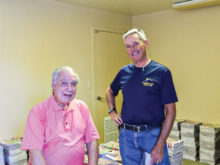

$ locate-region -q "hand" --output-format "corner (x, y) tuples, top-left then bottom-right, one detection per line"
(109, 111), (123, 126)
(150, 144), (164, 165)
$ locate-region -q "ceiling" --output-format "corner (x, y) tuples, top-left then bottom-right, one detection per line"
(54, 0), (173, 16)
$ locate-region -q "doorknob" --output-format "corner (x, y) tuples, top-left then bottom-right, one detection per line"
(96, 96), (106, 101)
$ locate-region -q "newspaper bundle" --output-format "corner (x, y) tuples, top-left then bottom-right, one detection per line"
(199, 123), (220, 165)
(0, 137), (27, 165)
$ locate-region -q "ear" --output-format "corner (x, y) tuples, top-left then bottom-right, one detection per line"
(52, 82), (55, 90)
(145, 40), (149, 48)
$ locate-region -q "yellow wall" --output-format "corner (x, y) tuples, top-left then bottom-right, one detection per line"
(133, 6), (220, 124)
(0, 0), (131, 139)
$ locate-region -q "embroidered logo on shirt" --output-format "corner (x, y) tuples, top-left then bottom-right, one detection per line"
(142, 78), (154, 87)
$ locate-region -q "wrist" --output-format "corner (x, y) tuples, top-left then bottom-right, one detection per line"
(108, 107), (117, 114)
(157, 137), (166, 146)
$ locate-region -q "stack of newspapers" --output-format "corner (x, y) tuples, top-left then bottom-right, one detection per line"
(199, 123), (220, 165)
(99, 141), (122, 164)
(169, 119), (186, 140)
(104, 116), (119, 143)
(180, 120), (202, 161)
(167, 137), (184, 165)
(0, 146), (4, 165)
(0, 137), (27, 165)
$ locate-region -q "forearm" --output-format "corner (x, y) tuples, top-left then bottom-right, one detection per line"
(86, 140), (99, 165)
(106, 87), (116, 109)
(106, 87), (123, 125)
(29, 150), (46, 165)
(157, 103), (176, 147)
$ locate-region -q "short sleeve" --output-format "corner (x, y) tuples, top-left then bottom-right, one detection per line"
(21, 106), (45, 150)
(161, 69), (178, 105)
(110, 71), (121, 96)
(80, 102), (100, 144)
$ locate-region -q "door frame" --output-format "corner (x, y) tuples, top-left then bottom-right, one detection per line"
(90, 26), (126, 118)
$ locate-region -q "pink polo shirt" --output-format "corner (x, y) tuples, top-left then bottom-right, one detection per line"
(21, 95), (100, 165)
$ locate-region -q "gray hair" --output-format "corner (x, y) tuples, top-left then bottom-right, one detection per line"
(52, 66), (80, 84)
(123, 28), (147, 42)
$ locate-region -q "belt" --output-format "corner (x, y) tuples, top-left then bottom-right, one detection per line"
(119, 123), (160, 132)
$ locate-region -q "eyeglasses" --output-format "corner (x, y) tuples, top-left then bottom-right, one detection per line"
(58, 80), (78, 88)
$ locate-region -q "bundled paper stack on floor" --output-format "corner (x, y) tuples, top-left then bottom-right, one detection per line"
(0, 146), (4, 165)
(99, 141), (120, 158)
(99, 141), (119, 152)
(99, 141), (122, 164)
(169, 119), (186, 140)
(85, 141), (122, 165)
(167, 137), (184, 165)
(104, 116), (119, 143)
(180, 120), (202, 161)
(199, 123), (220, 165)
(0, 137), (27, 165)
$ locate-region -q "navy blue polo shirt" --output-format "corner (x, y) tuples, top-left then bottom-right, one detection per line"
(110, 60), (178, 126)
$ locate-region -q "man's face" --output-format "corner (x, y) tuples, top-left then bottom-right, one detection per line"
(124, 33), (148, 63)
(52, 70), (78, 107)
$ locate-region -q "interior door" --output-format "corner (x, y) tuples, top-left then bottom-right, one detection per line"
(92, 28), (129, 143)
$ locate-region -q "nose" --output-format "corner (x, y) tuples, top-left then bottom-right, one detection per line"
(66, 83), (73, 90)
(132, 42), (139, 49)
(131, 45), (135, 50)
(129, 46), (137, 53)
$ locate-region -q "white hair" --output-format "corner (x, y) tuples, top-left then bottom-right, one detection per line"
(52, 66), (80, 84)
(123, 28), (147, 42)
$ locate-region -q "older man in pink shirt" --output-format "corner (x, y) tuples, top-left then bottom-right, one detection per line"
(22, 66), (100, 165)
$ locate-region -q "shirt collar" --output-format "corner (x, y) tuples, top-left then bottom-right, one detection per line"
(49, 95), (75, 112)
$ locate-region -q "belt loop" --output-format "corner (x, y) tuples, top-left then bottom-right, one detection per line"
(119, 123), (125, 130)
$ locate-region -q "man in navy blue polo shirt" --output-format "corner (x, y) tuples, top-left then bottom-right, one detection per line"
(106, 28), (178, 165)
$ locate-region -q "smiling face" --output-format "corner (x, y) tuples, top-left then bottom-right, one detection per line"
(124, 33), (149, 64)
(52, 70), (78, 107)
